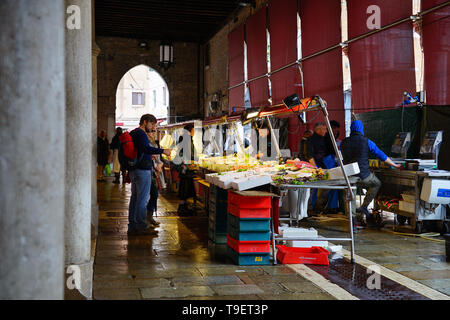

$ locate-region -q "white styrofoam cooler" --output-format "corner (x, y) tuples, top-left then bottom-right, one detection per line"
(420, 178), (450, 204)
(230, 175), (272, 191)
(327, 162), (360, 180)
(279, 227), (328, 248)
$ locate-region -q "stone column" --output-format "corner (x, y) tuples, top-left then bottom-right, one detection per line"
(0, 0), (65, 299)
(91, 0), (100, 237)
(64, 0), (93, 299)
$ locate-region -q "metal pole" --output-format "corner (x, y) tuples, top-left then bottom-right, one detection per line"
(231, 122), (246, 154)
(317, 97), (353, 201)
(317, 96), (355, 264)
(348, 197), (355, 264)
(266, 117), (282, 161)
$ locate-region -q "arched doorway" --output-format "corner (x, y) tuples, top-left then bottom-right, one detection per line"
(115, 64), (169, 131)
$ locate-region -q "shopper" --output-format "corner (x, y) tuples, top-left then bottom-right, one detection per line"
(97, 130), (109, 182)
(110, 127), (125, 184)
(298, 129), (313, 161)
(341, 120), (402, 231)
(127, 114), (171, 236)
(146, 129), (163, 227)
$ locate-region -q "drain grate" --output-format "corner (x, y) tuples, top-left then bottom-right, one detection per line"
(308, 258), (430, 300)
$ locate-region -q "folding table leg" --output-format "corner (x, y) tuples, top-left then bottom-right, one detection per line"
(348, 197), (355, 264)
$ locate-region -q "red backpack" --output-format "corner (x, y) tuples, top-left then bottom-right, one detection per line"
(118, 130), (141, 169)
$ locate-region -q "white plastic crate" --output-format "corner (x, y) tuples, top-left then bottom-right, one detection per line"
(327, 162), (360, 180)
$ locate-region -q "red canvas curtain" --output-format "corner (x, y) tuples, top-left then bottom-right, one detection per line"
(268, 0), (300, 105)
(268, 0), (300, 152)
(228, 24), (245, 112)
(422, 0), (450, 105)
(300, 0), (344, 139)
(347, 0), (416, 113)
(246, 7), (270, 107)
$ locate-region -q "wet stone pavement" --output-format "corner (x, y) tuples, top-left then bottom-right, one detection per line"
(94, 179), (450, 300)
(93, 180), (335, 300)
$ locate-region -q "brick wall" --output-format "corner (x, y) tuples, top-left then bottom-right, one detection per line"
(96, 36), (200, 130)
(203, 0), (267, 117)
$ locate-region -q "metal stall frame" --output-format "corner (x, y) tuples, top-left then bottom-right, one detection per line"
(270, 179), (359, 265)
(259, 95), (357, 264)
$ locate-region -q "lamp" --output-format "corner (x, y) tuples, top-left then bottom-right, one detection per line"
(283, 93), (305, 123)
(159, 41), (174, 70)
(240, 107), (260, 125)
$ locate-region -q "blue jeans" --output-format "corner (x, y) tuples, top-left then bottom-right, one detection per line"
(128, 169), (151, 231)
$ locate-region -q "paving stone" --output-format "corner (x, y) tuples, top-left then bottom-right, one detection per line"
(94, 288), (142, 300)
(203, 275), (244, 286)
(211, 284), (264, 296)
(94, 278), (171, 289)
(197, 266), (264, 276)
(257, 292), (335, 300)
(279, 281), (324, 294)
(398, 270), (450, 280)
(140, 286), (215, 299)
(259, 265), (296, 275)
(417, 278), (450, 290)
(248, 273), (306, 284)
(179, 295), (262, 300)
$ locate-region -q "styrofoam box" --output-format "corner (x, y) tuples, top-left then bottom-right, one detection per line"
(230, 175), (273, 191)
(399, 200), (415, 213)
(420, 178), (450, 205)
(205, 173), (219, 183)
(327, 162), (360, 180)
(287, 239), (328, 248)
(279, 227), (318, 238)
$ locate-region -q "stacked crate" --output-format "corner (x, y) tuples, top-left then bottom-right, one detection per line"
(226, 191), (272, 265)
(208, 184), (228, 244)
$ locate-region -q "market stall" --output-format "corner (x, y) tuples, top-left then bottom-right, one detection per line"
(157, 95), (360, 263)
(371, 130), (450, 233)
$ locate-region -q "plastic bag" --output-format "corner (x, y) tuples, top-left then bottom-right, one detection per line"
(105, 163), (111, 176)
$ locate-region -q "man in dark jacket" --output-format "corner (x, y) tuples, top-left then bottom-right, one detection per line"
(305, 122), (328, 168)
(110, 127), (124, 184)
(341, 120), (401, 231)
(97, 130), (109, 182)
(128, 114), (171, 236)
(298, 129), (313, 161)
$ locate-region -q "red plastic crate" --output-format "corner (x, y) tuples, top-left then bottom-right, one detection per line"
(227, 234), (270, 253)
(276, 245), (330, 265)
(228, 202), (271, 218)
(228, 191), (272, 209)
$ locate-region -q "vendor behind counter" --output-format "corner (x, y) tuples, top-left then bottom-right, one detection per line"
(177, 124), (197, 215)
(341, 120), (401, 230)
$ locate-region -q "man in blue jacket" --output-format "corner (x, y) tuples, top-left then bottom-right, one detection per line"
(128, 114), (171, 236)
(341, 120), (401, 231)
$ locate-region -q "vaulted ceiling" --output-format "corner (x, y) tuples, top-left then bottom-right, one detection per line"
(95, 0), (255, 43)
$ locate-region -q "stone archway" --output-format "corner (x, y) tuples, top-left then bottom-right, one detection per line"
(115, 64), (169, 131)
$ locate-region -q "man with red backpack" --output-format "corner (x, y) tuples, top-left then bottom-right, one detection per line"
(121, 114), (171, 236)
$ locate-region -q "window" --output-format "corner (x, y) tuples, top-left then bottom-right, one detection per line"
(153, 90), (157, 108)
(132, 92), (145, 105)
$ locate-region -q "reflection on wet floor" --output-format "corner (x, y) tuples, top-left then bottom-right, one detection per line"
(94, 179), (450, 300)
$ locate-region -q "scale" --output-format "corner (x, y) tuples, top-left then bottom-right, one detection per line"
(389, 131), (443, 171)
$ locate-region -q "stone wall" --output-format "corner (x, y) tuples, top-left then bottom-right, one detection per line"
(96, 37), (200, 130)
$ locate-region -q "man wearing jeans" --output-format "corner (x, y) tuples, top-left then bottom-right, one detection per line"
(341, 120), (401, 232)
(128, 114), (171, 235)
